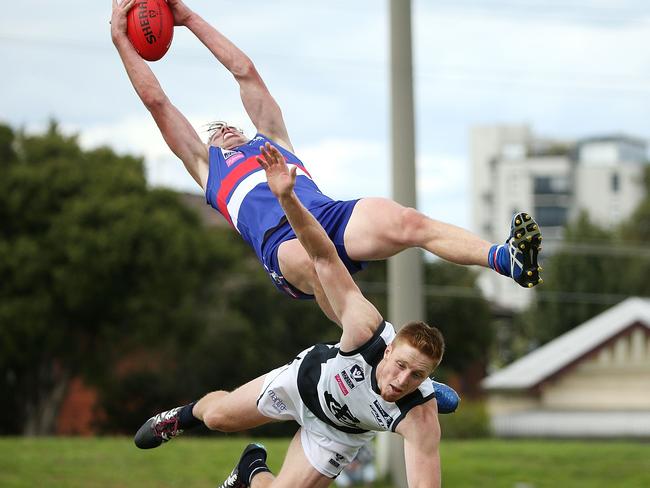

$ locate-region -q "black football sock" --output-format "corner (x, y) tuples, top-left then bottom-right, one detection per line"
(177, 402), (202, 430)
(239, 447), (271, 485)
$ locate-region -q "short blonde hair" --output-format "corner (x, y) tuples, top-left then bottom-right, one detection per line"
(393, 321), (445, 369)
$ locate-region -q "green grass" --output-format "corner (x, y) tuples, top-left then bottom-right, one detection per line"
(0, 437), (648, 487)
(440, 439), (650, 488)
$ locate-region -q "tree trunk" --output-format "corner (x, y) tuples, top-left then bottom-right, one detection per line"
(23, 361), (71, 436)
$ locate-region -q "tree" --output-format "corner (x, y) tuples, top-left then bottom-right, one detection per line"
(521, 165), (650, 350)
(0, 122), (235, 434)
(0, 120), (496, 434)
(619, 165), (650, 296)
(423, 261), (494, 393)
(519, 213), (623, 346)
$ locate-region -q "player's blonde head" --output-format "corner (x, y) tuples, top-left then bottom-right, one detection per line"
(205, 121), (245, 144)
(393, 321), (445, 370)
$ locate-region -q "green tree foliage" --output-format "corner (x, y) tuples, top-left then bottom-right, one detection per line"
(0, 120), (494, 435)
(0, 121), (340, 436)
(0, 122), (236, 434)
(424, 262), (494, 387)
(521, 213), (622, 345)
(520, 165), (650, 349)
(619, 165), (650, 295)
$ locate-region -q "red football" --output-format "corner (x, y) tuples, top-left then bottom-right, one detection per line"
(127, 0), (174, 62)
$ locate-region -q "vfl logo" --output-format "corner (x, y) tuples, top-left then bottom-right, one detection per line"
(324, 391), (359, 427)
(149, 9), (157, 18)
(349, 365), (365, 382)
(335, 374), (349, 396)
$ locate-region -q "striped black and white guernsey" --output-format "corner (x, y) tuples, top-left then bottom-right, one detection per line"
(297, 321), (436, 434)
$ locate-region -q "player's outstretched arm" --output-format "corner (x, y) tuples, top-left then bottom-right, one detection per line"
(257, 143), (382, 350)
(169, 0), (292, 151)
(396, 401), (442, 488)
(111, 0), (208, 189)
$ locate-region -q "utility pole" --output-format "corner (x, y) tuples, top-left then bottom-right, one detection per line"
(376, 1), (423, 487)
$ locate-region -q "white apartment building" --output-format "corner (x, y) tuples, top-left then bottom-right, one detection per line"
(471, 124), (648, 309)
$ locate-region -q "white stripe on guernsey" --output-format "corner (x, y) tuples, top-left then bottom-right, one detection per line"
(227, 164), (312, 231)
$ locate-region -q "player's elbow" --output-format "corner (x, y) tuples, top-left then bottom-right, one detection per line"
(232, 56), (257, 80)
(312, 241), (339, 265)
(141, 89), (170, 114)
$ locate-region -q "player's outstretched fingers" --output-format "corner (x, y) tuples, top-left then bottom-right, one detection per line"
(260, 143), (279, 168)
(256, 154), (269, 170)
(257, 145), (271, 169)
(266, 143), (286, 167)
(268, 144), (284, 163)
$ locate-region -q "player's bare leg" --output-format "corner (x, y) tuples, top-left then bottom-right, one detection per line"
(343, 198), (491, 265)
(192, 375), (271, 432)
(344, 198), (543, 288)
(275, 198), (543, 317)
(134, 375), (272, 449)
(277, 239), (341, 325)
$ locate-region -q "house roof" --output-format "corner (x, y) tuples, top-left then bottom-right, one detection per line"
(482, 297), (650, 390)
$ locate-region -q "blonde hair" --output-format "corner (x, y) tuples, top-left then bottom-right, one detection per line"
(204, 121), (245, 144)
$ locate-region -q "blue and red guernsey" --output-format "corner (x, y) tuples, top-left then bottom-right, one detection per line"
(205, 134), (332, 261)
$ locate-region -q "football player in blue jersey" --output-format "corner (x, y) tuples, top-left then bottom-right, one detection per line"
(112, 0), (542, 325)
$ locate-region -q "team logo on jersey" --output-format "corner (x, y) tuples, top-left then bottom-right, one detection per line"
(335, 374), (349, 396)
(369, 406), (385, 428)
(324, 391), (359, 427)
(268, 268), (283, 286)
(369, 400), (394, 429)
(221, 148), (244, 167)
(266, 390), (287, 413)
(328, 458), (340, 468)
(327, 453), (346, 469)
(349, 365), (365, 382)
(340, 370), (355, 391)
(263, 264), (298, 298)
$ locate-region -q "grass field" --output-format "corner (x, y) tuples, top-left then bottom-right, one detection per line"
(1, 437), (649, 487)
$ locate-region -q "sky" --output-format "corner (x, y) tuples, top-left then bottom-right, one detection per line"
(2, 0), (650, 230)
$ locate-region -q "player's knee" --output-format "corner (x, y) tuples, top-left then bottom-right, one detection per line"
(203, 409), (239, 432)
(395, 207), (429, 247)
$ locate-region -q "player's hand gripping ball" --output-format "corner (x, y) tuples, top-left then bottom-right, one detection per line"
(126, 0), (174, 61)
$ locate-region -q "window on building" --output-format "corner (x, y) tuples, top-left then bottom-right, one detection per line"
(534, 206), (568, 228)
(611, 173), (619, 193)
(534, 176), (570, 195)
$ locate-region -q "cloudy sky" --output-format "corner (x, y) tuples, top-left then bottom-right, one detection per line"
(2, 0), (650, 229)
